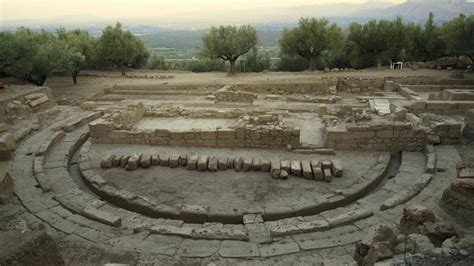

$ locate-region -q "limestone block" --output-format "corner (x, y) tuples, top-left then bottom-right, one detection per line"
(235, 157), (244, 172)
(281, 160), (291, 172)
(140, 154), (152, 168)
(208, 157), (218, 172)
(112, 155), (122, 167)
(270, 160), (281, 179)
(458, 168), (474, 179)
(197, 156), (209, 171)
(323, 168), (332, 182)
(290, 160), (302, 176)
(179, 155), (188, 166)
(161, 156), (170, 167)
(252, 159), (262, 171)
(101, 155), (115, 169)
(261, 160), (271, 172)
(321, 160), (332, 169)
(151, 154), (160, 165)
(120, 155), (131, 168)
(279, 170), (289, 179)
(180, 204), (210, 223)
(200, 131), (216, 140)
(227, 157), (235, 169)
(218, 158), (228, 170)
(243, 158), (253, 172)
(170, 155), (180, 168)
(217, 129), (236, 139)
(126, 154), (141, 170)
(187, 155), (198, 170)
(331, 160), (343, 177)
(301, 160), (312, 179)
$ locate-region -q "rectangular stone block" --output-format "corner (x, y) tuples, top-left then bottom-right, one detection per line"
(187, 155), (198, 170)
(179, 155), (188, 166)
(140, 154), (152, 168)
(200, 131), (216, 140)
(170, 155), (180, 168)
(243, 158), (253, 172)
(252, 159), (262, 171)
(321, 160), (332, 169)
(217, 129), (236, 139)
(331, 160), (343, 177)
(218, 158), (228, 170)
(208, 157), (218, 172)
(323, 168), (332, 182)
(197, 156), (208, 171)
(291, 160), (302, 176)
(270, 160), (281, 179)
(160, 156), (170, 167)
(126, 154), (141, 170)
(301, 160), (312, 180)
(261, 161), (271, 172)
(180, 204), (209, 223)
(281, 160), (290, 172)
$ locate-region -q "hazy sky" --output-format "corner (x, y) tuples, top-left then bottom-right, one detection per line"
(0, 0), (405, 21)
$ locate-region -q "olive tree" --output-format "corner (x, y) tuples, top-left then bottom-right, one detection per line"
(279, 18), (343, 71)
(97, 22), (149, 76)
(1, 28), (71, 86)
(57, 29), (97, 84)
(202, 25), (258, 75)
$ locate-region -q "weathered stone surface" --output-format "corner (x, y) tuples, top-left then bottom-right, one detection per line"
(197, 156), (208, 171)
(281, 160), (291, 172)
(160, 156), (170, 166)
(235, 157), (244, 172)
(151, 154), (160, 165)
(311, 161), (324, 180)
(187, 155), (198, 170)
(452, 178), (474, 189)
(83, 207), (122, 227)
(180, 204), (209, 223)
(259, 241), (300, 257)
(208, 157), (218, 172)
(170, 155), (180, 168)
(179, 154), (188, 166)
(301, 160), (312, 179)
(331, 159), (343, 177)
(279, 169), (289, 179)
(126, 154), (141, 170)
(179, 239), (220, 258)
(243, 214), (264, 224)
(458, 168), (474, 179)
(218, 157), (228, 170)
(227, 157), (235, 169)
(101, 155), (115, 169)
(290, 160), (302, 176)
(140, 154), (152, 168)
(252, 159), (262, 171)
(354, 224), (397, 266)
(220, 241), (259, 258)
(112, 155), (122, 167)
(323, 168), (332, 182)
(151, 224), (194, 238)
(321, 160), (332, 169)
(400, 203), (436, 234)
(120, 155), (131, 167)
(261, 160), (271, 172)
(270, 160), (280, 179)
(243, 158), (253, 172)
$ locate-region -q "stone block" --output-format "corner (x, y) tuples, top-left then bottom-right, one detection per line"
(235, 157), (244, 172)
(227, 158), (235, 169)
(187, 155), (198, 170)
(151, 154), (160, 165)
(217, 129), (235, 139)
(160, 156), (170, 166)
(311, 161), (323, 180)
(270, 160), (280, 179)
(243, 158), (253, 172)
(281, 160), (291, 172)
(323, 168), (332, 182)
(301, 160), (312, 179)
(200, 131), (216, 140)
(170, 155), (180, 168)
(140, 154), (152, 168)
(120, 155), (130, 168)
(101, 155), (115, 169)
(197, 156), (208, 171)
(180, 204), (209, 223)
(261, 160), (271, 172)
(179, 155), (188, 166)
(126, 154), (141, 170)
(252, 159), (262, 171)
(112, 155), (122, 167)
(279, 169), (289, 179)
(208, 157), (218, 172)
(321, 160), (332, 169)
(290, 160), (302, 176)
(331, 160), (343, 177)
(218, 158), (228, 170)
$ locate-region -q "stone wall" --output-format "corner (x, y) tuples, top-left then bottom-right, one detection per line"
(89, 124), (300, 149)
(405, 100), (474, 115)
(324, 119), (463, 151)
(215, 85), (258, 103)
(0, 86), (54, 124)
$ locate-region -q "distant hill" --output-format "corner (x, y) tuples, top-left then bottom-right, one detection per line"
(381, 0), (474, 21)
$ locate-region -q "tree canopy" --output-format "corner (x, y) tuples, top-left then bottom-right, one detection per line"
(97, 22), (149, 75)
(202, 25), (258, 74)
(57, 29), (97, 84)
(279, 18), (343, 71)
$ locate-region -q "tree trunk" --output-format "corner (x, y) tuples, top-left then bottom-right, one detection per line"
(229, 60), (236, 75)
(72, 71), (78, 85)
(309, 57), (316, 71)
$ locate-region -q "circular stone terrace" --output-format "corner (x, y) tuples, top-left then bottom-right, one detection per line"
(8, 105), (462, 264)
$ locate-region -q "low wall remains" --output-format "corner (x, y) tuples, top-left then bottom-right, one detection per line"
(324, 118), (463, 151)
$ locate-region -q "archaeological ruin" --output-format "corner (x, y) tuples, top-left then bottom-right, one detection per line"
(1, 69), (474, 265)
